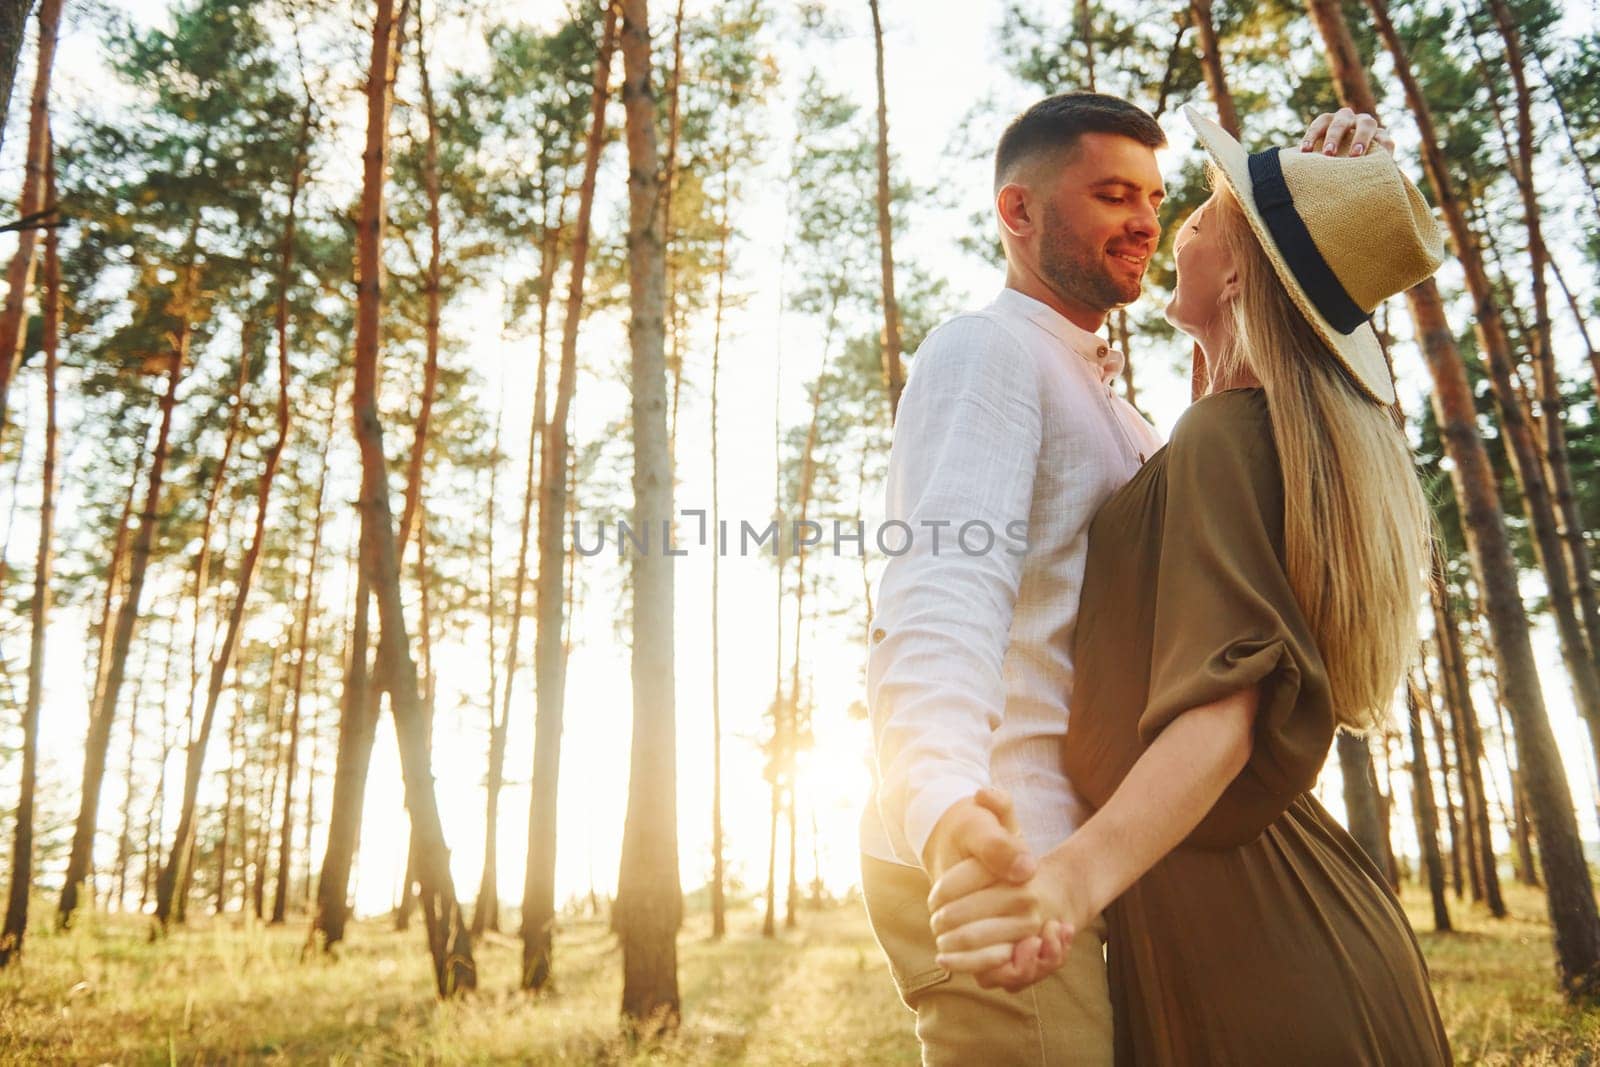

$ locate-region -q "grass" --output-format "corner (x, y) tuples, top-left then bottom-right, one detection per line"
(0, 883), (1596, 1063)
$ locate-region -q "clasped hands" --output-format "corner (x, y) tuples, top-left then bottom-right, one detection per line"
(921, 788), (1097, 994)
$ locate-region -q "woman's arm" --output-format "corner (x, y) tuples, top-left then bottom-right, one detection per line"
(928, 685), (1259, 988)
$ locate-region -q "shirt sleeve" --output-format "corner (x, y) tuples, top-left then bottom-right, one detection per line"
(866, 314), (1041, 868)
(1138, 394), (1336, 849)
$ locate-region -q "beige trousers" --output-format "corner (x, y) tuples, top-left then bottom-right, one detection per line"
(861, 853), (1113, 1066)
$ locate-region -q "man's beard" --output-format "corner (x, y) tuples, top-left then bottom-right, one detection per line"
(1039, 204), (1144, 311)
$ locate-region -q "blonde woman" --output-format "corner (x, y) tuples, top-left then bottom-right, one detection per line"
(925, 107), (1453, 1064)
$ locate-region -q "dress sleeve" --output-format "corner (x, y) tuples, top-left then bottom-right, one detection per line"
(1138, 393), (1336, 849)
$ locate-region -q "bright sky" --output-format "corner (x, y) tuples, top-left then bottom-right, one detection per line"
(7, 0), (1599, 930)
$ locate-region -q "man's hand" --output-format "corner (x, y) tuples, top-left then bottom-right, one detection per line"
(920, 787), (1036, 885)
(927, 855), (1074, 993)
(1300, 107), (1394, 158)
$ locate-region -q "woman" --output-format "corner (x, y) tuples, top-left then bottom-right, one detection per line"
(925, 107), (1453, 1064)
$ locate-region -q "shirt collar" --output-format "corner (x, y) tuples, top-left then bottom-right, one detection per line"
(990, 287), (1126, 385)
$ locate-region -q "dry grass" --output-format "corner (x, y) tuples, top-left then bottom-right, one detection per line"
(0, 882), (1595, 1063)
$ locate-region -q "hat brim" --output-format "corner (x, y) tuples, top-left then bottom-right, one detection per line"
(1182, 105), (1395, 406)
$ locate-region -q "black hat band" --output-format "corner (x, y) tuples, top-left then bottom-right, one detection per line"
(1247, 149), (1370, 336)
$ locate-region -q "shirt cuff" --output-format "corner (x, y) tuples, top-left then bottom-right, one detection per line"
(903, 772), (991, 870)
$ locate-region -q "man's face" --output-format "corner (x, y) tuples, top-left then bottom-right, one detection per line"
(1028, 133), (1165, 314)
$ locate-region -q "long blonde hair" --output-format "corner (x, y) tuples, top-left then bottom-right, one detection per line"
(1204, 174), (1430, 733)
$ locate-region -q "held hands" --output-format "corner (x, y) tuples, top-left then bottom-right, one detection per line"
(923, 789), (1096, 994)
(1300, 107), (1394, 158)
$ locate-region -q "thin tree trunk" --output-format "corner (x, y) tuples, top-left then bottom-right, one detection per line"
(253, 646), (291, 921)
(1434, 579), (1507, 916)
(1407, 680), (1453, 932)
(520, 1), (615, 993)
(275, 407), (333, 924)
(141, 627), (179, 912)
(471, 415), (501, 938)
(614, 0), (681, 1031)
(0, 142), (58, 963)
(60, 243), (197, 929)
(0, 0), (59, 434)
(1418, 653), (1464, 897)
(90, 440), (147, 726)
(868, 0), (904, 421)
(762, 779), (778, 938)
(483, 190), (564, 940)
(708, 140), (730, 941)
(397, 509), (439, 932)
(215, 683), (242, 913)
(349, 0), (474, 997)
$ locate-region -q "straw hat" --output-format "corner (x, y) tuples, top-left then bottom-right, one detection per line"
(1182, 104), (1445, 406)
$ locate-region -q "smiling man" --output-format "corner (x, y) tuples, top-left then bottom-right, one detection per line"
(859, 91), (1385, 1064)
(861, 93), (1167, 1067)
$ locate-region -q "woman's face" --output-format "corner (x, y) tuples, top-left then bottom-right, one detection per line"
(1164, 193), (1238, 346)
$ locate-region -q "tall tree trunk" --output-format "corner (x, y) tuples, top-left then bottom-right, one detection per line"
(707, 141), (731, 941)
(90, 439), (148, 730)
(1335, 0), (1600, 996)
(143, 631), (180, 913)
(59, 246), (196, 929)
(275, 407), (332, 924)
(782, 301), (839, 934)
(519, 1), (615, 992)
(1433, 580), (1507, 916)
(393, 0), (448, 937)
(314, 557), (376, 948)
(348, 0), (474, 997)
(471, 416), (502, 937)
(183, 341), (252, 814)
(868, 0), (904, 421)
(1407, 680), (1453, 932)
(216, 681), (242, 913)
(614, 0), (681, 1031)
(481, 189), (565, 941)
(311, 0), (413, 954)
(1418, 654), (1464, 896)
(0, 0), (59, 434)
(764, 284), (785, 944)
(0, 140), (58, 965)
(253, 647), (291, 922)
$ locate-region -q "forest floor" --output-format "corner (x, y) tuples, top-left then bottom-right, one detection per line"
(1, 882), (1598, 1063)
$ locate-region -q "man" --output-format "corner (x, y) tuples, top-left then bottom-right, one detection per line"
(861, 93), (1388, 1065)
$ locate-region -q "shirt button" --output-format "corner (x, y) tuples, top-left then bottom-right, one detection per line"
(871, 627), (886, 643)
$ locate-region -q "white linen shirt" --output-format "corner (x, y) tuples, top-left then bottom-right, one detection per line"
(862, 286), (1164, 869)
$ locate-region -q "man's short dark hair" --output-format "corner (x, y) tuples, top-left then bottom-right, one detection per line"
(994, 92), (1166, 190)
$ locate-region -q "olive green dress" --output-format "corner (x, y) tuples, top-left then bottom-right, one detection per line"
(1062, 389), (1451, 1066)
